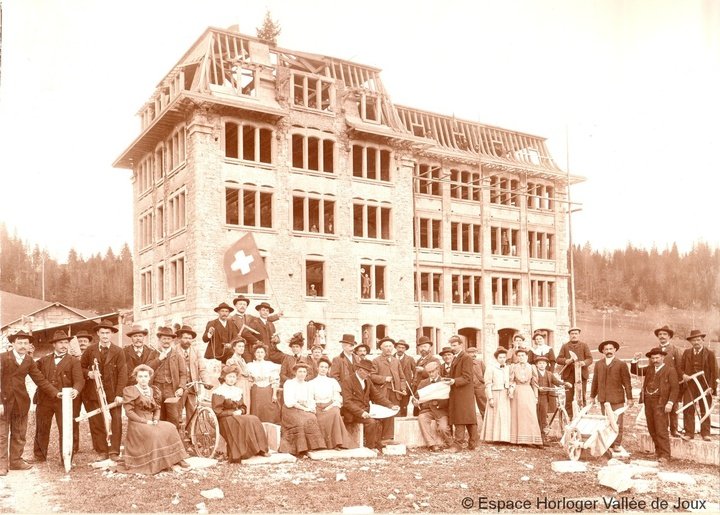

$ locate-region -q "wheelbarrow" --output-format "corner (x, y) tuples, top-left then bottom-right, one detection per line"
(560, 401), (627, 461)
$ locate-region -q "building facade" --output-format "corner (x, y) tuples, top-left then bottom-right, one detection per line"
(114, 27), (582, 361)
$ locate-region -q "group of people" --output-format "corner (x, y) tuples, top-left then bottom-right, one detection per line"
(1, 293), (717, 477)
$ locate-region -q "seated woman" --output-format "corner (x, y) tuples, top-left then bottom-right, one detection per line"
(308, 357), (356, 449)
(528, 331), (556, 372)
(212, 365), (270, 462)
(122, 364), (190, 474)
(279, 363), (326, 457)
(246, 345), (281, 424)
(226, 336), (253, 413)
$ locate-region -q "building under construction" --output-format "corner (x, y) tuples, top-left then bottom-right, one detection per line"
(113, 27), (583, 360)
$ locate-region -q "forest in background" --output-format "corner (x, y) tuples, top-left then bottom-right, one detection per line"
(1, 223), (718, 316)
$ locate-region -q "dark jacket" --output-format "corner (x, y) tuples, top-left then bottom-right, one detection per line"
(0, 351), (58, 416)
(147, 349), (187, 391)
(202, 319), (239, 363)
(556, 341), (593, 381)
(416, 377), (450, 414)
(472, 360), (486, 389)
(590, 358), (632, 404)
(414, 354), (441, 390)
(448, 351), (476, 425)
(637, 364), (680, 406)
(330, 352), (358, 383)
(370, 355), (407, 401)
(243, 317), (286, 364)
(123, 345), (159, 383)
(340, 373), (392, 422)
(280, 354), (311, 384)
(35, 353), (84, 405)
(681, 347), (718, 397)
(396, 354), (416, 393)
(80, 343), (128, 401)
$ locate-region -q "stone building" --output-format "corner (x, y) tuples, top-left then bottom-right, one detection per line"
(113, 27), (582, 360)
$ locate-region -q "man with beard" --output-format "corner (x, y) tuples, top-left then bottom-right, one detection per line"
(123, 325), (158, 384)
(230, 296), (281, 361)
(590, 340), (633, 452)
(353, 342), (370, 360)
(394, 340), (416, 416)
(466, 347), (486, 418)
(176, 325), (208, 425)
(245, 302), (286, 365)
(330, 334), (359, 383)
(680, 330), (717, 442)
(370, 338), (406, 443)
(413, 336), (440, 415)
(148, 327), (187, 430)
(203, 302), (239, 364)
(556, 328), (593, 418)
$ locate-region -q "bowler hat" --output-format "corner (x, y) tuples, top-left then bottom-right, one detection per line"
(339, 334), (357, 345)
(175, 325), (197, 338)
(214, 302), (234, 313)
(354, 359), (374, 373)
(686, 329), (706, 341)
(598, 340), (620, 352)
(645, 347), (667, 358)
(439, 346), (453, 356)
(95, 319), (118, 333)
(49, 330), (71, 344)
(126, 325), (148, 337)
(653, 325), (674, 338)
(378, 337), (396, 346)
(353, 343), (370, 354)
(74, 329), (94, 342)
(417, 336), (433, 348)
(8, 330), (35, 343)
(255, 302), (275, 314)
(394, 339), (409, 351)
(568, 327), (581, 334)
(156, 326), (176, 339)
(233, 295), (251, 307)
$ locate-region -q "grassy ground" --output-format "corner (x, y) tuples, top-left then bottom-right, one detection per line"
(4, 405), (718, 514)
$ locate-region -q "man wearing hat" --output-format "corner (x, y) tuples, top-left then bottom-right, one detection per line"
(371, 338), (407, 443)
(680, 330), (717, 442)
(535, 355), (570, 443)
(33, 330), (85, 463)
(330, 334), (359, 383)
(589, 340), (633, 452)
(507, 334), (529, 364)
(123, 325), (159, 384)
(439, 347), (454, 378)
(413, 336), (440, 405)
(631, 325), (684, 437)
(637, 347), (679, 462)
(413, 361), (452, 451)
(353, 342), (370, 360)
(466, 347), (486, 418)
(230, 296), (281, 360)
(203, 302), (239, 363)
(394, 340), (416, 416)
(556, 327), (593, 418)
(280, 333), (310, 384)
(245, 302), (286, 365)
(80, 320), (128, 460)
(176, 325), (208, 425)
(340, 359), (397, 451)
(148, 327), (187, 431)
(444, 336), (478, 451)
(0, 331), (59, 475)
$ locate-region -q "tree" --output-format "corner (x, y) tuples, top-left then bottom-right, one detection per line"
(256, 10), (281, 46)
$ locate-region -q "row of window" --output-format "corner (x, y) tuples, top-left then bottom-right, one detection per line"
(139, 254), (186, 306)
(137, 126), (187, 194)
(138, 188), (187, 250)
(415, 272), (556, 307)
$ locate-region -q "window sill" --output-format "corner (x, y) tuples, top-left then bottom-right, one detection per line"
(290, 167), (336, 178)
(490, 203), (520, 210)
(292, 231), (337, 239)
(169, 296), (186, 304)
(351, 237), (394, 245)
(451, 250), (482, 256)
(352, 176), (393, 186)
(224, 157), (275, 169)
(140, 304), (153, 311)
(449, 197), (481, 204)
(304, 296), (328, 302)
(139, 245), (154, 254)
(167, 162), (187, 179)
(224, 224), (276, 233)
(451, 303), (482, 307)
(414, 193), (442, 199)
(290, 104), (336, 117)
(415, 301), (444, 306)
(167, 228), (187, 240)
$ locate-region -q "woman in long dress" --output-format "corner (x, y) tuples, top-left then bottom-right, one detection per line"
(479, 348), (511, 443)
(509, 348), (544, 447)
(279, 363), (326, 457)
(308, 357), (356, 449)
(212, 365), (270, 462)
(122, 365), (190, 474)
(246, 345), (281, 424)
(226, 337), (253, 413)
(528, 331), (556, 372)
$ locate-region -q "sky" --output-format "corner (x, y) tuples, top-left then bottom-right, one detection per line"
(0, 0), (718, 261)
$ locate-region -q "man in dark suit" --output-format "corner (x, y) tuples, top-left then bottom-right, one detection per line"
(244, 302), (286, 364)
(589, 340), (633, 451)
(1, 331), (59, 475)
(123, 325), (159, 384)
(394, 340), (416, 416)
(371, 337), (407, 443)
(340, 359), (396, 450)
(636, 347), (679, 462)
(148, 327), (187, 430)
(203, 302), (239, 363)
(33, 330), (85, 463)
(80, 320), (128, 460)
(439, 347), (454, 378)
(680, 330), (718, 442)
(330, 334), (359, 383)
(231, 296), (282, 361)
(176, 325), (208, 425)
(413, 336), (440, 416)
(444, 336), (477, 451)
(466, 347), (486, 418)
(413, 361), (452, 451)
(556, 327), (593, 418)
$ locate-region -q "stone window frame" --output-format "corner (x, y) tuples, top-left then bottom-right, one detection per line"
(352, 198), (392, 241)
(290, 129), (336, 174)
(167, 187), (187, 236)
(491, 276), (521, 306)
(304, 256), (326, 299)
(168, 253), (186, 300)
(223, 119), (274, 166)
(450, 221), (482, 254)
(530, 279), (556, 308)
(156, 263), (165, 304)
(451, 273), (482, 305)
(291, 190), (336, 236)
(414, 162), (442, 197)
(224, 182), (274, 229)
(416, 217), (442, 250)
(138, 209), (154, 252)
(449, 168), (482, 202)
(415, 270), (443, 303)
(359, 259), (387, 301)
(234, 253), (268, 296)
(488, 173), (521, 207)
(351, 143), (392, 182)
(140, 268), (153, 307)
(526, 180), (555, 211)
(527, 230), (555, 260)
(490, 226), (520, 256)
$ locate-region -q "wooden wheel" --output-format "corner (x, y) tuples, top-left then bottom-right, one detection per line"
(566, 428), (582, 461)
(190, 407), (220, 458)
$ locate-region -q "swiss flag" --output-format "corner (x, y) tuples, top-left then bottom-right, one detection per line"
(223, 233), (268, 288)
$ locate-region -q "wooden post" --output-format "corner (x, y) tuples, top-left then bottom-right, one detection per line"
(62, 387), (73, 473)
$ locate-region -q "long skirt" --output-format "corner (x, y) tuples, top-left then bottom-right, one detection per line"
(479, 389), (511, 443)
(510, 383), (543, 445)
(315, 406), (357, 449)
(218, 414), (269, 461)
(278, 408), (326, 455)
(124, 420), (188, 474)
(250, 385), (281, 424)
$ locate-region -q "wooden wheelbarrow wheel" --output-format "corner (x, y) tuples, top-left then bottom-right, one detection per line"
(566, 428), (583, 461)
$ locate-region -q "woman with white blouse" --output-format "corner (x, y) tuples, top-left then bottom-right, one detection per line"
(308, 357), (355, 449)
(246, 345), (281, 424)
(278, 363), (326, 457)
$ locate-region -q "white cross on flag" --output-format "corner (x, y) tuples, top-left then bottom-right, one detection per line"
(223, 233), (268, 288)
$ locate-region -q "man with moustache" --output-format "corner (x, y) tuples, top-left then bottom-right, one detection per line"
(33, 330), (84, 463)
(175, 325), (208, 426)
(371, 337), (406, 443)
(556, 327), (593, 418)
(413, 361), (452, 451)
(353, 342), (370, 360)
(444, 336), (478, 451)
(680, 330), (717, 442)
(245, 302), (286, 365)
(330, 334), (359, 383)
(148, 327), (187, 430)
(466, 347), (487, 418)
(589, 340), (633, 452)
(1, 331), (59, 475)
(394, 340), (416, 416)
(413, 336), (440, 416)
(123, 325), (159, 384)
(203, 302), (239, 364)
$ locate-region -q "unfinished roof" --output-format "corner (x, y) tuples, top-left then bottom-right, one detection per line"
(0, 290), (97, 330)
(114, 26), (580, 183)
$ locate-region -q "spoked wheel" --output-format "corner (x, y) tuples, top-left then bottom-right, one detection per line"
(190, 408), (220, 458)
(566, 428), (583, 461)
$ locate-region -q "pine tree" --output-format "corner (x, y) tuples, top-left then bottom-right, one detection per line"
(256, 10), (281, 46)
